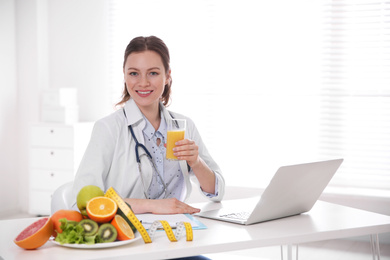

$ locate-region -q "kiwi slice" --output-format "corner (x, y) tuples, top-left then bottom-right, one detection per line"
(78, 219), (99, 236)
(97, 223), (117, 243)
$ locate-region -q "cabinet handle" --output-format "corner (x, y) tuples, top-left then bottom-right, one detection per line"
(50, 129), (54, 134)
(50, 172), (54, 177)
(50, 151), (54, 155)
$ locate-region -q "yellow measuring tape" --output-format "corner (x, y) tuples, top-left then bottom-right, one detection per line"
(105, 187), (193, 243)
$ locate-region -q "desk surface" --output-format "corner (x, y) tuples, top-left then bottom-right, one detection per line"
(1, 200), (390, 260)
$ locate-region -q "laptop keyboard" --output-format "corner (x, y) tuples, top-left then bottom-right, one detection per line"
(220, 211), (251, 221)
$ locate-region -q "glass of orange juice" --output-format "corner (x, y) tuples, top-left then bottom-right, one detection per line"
(166, 119), (186, 160)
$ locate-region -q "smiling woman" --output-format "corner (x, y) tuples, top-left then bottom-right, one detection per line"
(71, 36), (225, 220)
(122, 50), (170, 121)
(116, 36), (172, 109)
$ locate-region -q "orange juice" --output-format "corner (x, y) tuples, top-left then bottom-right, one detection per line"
(166, 130), (185, 160)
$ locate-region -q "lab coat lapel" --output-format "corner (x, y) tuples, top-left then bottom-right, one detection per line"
(161, 102), (174, 122)
(124, 99), (153, 189)
(124, 99), (146, 145)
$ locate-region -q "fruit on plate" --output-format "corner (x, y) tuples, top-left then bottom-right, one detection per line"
(97, 223), (117, 243)
(14, 217), (53, 250)
(51, 209), (83, 237)
(76, 185), (104, 217)
(86, 196), (118, 223)
(111, 214), (135, 241)
(117, 202), (137, 233)
(78, 219), (99, 236)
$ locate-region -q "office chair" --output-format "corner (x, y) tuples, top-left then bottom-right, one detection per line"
(50, 181), (74, 215)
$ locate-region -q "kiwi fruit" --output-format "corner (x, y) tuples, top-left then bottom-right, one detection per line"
(78, 219), (99, 236)
(97, 223), (117, 243)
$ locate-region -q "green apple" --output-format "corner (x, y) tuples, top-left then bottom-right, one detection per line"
(76, 185), (104, 216)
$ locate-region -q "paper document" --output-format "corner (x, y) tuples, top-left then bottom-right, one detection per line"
(135, 213), (207, 230)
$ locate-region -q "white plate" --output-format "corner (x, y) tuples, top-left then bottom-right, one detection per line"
(51, 233), (142, 249)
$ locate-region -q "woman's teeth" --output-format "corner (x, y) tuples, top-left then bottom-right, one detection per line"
(137, 91), (152, 94)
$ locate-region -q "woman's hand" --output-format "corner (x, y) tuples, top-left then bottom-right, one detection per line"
(148, 198), (200, 214)
(172, 139), (216, 195)
(125, 198), (200, 214)
(173, 139), (200, 168)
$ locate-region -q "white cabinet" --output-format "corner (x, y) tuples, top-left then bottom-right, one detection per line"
(28, 122), (93, 215)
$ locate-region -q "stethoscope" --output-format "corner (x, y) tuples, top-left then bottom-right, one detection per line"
(128, 124), (169, 199)
(128, 119), (180, 200)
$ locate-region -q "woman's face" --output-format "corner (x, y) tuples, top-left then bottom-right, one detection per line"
(124, 50), (170, 112)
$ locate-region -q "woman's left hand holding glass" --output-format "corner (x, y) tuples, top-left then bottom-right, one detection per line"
(173, 139), (200, 167)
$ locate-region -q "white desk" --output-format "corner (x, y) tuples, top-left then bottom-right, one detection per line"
(1, 200), (390, 260)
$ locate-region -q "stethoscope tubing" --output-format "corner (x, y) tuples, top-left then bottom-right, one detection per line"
(129, 123), (153, 163)
(129, 124), (172, 199)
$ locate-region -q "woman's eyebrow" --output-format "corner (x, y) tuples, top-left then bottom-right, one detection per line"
(147, 67), (161, 71)
(127, 67), (161, 71)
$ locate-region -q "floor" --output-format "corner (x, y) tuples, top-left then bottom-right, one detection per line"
(206, 239), (390, 259)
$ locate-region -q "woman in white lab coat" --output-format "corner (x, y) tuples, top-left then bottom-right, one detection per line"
(71, 36), (225, 214)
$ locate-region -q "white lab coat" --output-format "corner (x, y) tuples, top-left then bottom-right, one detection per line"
(71, 99), (225, 207)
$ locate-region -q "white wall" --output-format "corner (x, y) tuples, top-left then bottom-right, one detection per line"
(47, 0), (111, 120)
(0, 0), (111, 217)
(0, 0), (19, 216)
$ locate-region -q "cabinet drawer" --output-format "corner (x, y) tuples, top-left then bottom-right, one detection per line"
(31, 125), (74, 148)
(30, 170), (74, 191)
(28, 190), (52, 215)
(30, 148), (74, 170)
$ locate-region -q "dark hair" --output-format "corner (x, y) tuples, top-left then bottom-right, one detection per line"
(116, 36), (172, 107)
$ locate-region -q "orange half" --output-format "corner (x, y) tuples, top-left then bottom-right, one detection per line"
(86, 196), (117, 223)
(111, 214), (135, 241)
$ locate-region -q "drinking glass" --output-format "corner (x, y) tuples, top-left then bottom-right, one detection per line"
(166, 119), (186, 160)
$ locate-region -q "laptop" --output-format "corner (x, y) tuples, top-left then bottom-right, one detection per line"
(195, 159), (343, 225)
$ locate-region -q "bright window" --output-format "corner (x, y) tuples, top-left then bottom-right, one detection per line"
(319, 0), (390, 196)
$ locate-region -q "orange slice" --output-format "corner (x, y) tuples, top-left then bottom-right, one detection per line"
(14, 217), (53, 250)
(111, 214), (135, 241)
(86, 196), (117, 223)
